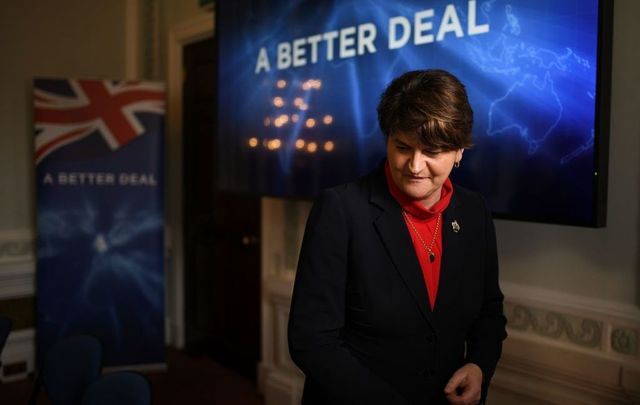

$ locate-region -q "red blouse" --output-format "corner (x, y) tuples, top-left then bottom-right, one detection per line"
(384, 162), (453, 310)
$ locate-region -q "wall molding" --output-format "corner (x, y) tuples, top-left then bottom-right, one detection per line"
(497, 281), (640, 404)
(505, 303), (603, 350)
(502, 281), (640, 321)
(0, 261), (35, 300)
(0, 229), (34, 264)
(502, 281), (640, 364)
(0, 230), (35, 299)
(611, 327), (638, 356)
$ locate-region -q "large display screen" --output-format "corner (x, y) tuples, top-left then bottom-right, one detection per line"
(216, 0), (612, 226)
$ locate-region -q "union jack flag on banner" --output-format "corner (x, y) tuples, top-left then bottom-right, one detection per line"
(34, 77), (166, 368)
(34, 79), (165, 164)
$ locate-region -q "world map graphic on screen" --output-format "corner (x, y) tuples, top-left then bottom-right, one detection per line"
(217, 0), (610, 226)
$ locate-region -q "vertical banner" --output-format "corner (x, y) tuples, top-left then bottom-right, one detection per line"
(34, 78), (166, 367)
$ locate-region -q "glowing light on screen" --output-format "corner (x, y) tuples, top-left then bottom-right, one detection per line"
(302, 79), (322, 90)
(305, 118), (316, 128)
(274, 114), (290, 127)
(295, 139), (306, 149)
(307, 142), (318, 153)
(323, 115), (333, 125)
(267, 139), (282, 150)
(276, 79), (287, 88)
(273, 97), (284, 107)
(248, 137), (259, 148)
(323, 140), (335, 152)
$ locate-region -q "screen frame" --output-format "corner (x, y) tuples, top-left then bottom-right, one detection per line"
(213, 0), (614, 228)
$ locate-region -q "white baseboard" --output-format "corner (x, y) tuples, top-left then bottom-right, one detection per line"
(259, 362), (303, 405)
(493, 335), (638, 404)
(1, 328), (35, 382)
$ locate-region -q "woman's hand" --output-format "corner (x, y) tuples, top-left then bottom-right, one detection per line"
(444, 363), (483, 405)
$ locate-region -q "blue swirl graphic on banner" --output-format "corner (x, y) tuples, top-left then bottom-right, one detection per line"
(35, 78), (166, 366)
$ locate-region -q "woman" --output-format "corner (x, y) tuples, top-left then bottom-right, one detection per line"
(288, 70), (507, 405)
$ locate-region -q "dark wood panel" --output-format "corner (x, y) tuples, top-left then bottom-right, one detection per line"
(182, 37), (261, 380)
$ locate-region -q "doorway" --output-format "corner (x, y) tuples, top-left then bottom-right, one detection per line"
(182, 37), (261, 380)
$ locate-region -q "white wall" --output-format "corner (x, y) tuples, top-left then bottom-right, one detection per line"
(0, 0), (214, 363)
(0, 0), (127, 231)
(0, 0), (130, 381)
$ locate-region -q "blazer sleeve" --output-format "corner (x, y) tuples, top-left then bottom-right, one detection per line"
(288, 188), (410, 405)
(465, 199), (508, 396)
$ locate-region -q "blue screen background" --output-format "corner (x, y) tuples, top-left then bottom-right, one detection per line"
(217, 0), (605, 225)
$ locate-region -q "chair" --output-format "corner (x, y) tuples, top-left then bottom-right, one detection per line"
(0, 315), (12, 369)
(41, 335), (103, 405)
(81, 371), (152, 405)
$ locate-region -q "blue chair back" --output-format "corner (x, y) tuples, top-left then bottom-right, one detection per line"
(42, 335), (103, 405)
(81, 371), (151, 405)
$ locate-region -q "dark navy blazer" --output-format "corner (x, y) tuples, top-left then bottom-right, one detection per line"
(288, 166), (507, 404)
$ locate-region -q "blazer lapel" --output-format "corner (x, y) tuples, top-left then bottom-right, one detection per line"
(435, 190), (463, 314)
(369, 168), (435, 327)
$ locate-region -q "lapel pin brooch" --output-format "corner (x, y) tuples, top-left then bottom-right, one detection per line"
(451, 220), (460, 233)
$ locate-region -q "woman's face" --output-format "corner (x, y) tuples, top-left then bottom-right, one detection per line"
(387, 132), (462, 208)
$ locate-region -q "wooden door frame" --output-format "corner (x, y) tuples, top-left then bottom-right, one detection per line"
(166, 14), (213, 349)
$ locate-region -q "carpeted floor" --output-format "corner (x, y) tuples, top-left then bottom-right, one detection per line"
(0, 347), (264, 405)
